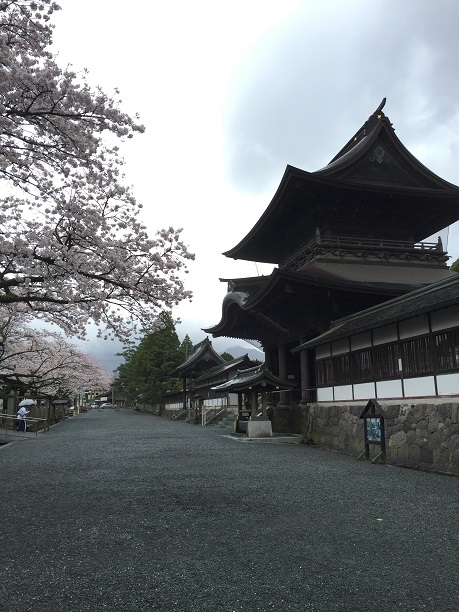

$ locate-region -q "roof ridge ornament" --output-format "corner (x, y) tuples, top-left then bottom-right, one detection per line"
(375, 97), (386, 114)
(364, 97), (387, 134)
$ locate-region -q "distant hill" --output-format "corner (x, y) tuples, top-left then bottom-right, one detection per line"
(223, 345), (265, 362)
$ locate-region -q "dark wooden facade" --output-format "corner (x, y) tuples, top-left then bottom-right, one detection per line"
(204, 101), (459, 427)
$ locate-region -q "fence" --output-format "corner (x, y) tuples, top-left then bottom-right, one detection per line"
(1, 414), (49, 439)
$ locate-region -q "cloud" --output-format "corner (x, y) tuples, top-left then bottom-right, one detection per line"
(225, 0), (459, 193)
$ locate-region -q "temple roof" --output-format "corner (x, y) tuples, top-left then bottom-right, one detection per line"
(224, 101), (459, 264)
(212, 364), (296, 393)
(292, 274), (459, 352)
(193, 354), (252, 384)
(168, 337), (224, 377)
(203, 264), (455, 341)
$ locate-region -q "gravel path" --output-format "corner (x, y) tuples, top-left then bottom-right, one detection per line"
(1, 409), (458, 611)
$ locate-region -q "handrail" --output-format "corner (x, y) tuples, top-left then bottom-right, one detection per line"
(169, 409), (187, 421)
(283, 234), (444, 268)
(202, 407), (226, 426)
(1, 414), (49, 439)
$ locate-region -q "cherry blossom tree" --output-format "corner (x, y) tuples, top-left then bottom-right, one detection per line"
(0, 1), (194, 340)
(0, 308), (112, 395)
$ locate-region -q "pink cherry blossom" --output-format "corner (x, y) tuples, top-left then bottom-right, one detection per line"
(0, 1), (194, 341)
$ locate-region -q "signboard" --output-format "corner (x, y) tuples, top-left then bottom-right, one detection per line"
(365, 417), (382, 443)
(359, 399), (386, 464)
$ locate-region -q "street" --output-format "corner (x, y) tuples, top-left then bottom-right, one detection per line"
(1, 409), (458, 611)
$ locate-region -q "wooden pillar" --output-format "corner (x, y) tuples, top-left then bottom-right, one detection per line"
(278, 344), (288, 404)
(300, 347), (309, 404)
(250, 392), (257, 417)
(182, 376), (187, 410)
(264, 350), (273, 407)
(261, 392), (267, 417)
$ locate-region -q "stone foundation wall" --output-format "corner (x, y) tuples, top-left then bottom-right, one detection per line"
(302, 402), (459, 476)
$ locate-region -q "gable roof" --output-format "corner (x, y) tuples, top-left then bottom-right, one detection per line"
(168, 337), (225, 377)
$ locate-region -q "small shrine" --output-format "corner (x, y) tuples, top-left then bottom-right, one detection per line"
(212, 364), (296, 437)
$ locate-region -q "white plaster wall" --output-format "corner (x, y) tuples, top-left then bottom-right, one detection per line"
(334, 385), (353, 401)
(431, 305), (459, 332)
(376, 379), (402, 398)
(350, 331), (372, 351)
(317, 387), (334, 401)
(203, 397), (228, 408)
(353, 382), (376, 400)
(403, 376), (436, 397)
(316, 344), (331, 359)
(332, 338), (349, 355)
(373, 324), (397, 345)
(437, 372), (459, 395)
(399, 315), (429, 339)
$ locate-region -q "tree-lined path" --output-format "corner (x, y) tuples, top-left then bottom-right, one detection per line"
(1, 410), (458, 611)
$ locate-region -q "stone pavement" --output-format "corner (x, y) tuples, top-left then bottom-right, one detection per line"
(1, 409), (458, 612)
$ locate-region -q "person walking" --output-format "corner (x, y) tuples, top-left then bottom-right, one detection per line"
(16, 406), (30, 432)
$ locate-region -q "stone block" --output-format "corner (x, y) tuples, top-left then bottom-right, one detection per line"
(397, 443), (409, 459)
(428, 431), (441, 450)
(437, 404), (450, 420)
(447, 434), (459, 453)
(417, 419), (428, 430)
(427, 412), (440, 432)
(247, 420), (272, 438)
(416, 435), (429, 447)
(419, 447), (433, 464)
(405, 429), (416, 445)
(390, 431), (406, 449)
(407, 445), (420, 461)
(382, 405), (400, 419)
(413, 404), (426, 422)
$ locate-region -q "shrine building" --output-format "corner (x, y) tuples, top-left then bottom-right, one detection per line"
(204, 100), (459, 431)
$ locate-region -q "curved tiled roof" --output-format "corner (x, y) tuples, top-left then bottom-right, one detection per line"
(212, 364), (296, 393)
(223, 102), (459, 265)
(292, 274), (459, 352)
(168, 337), (224, 377)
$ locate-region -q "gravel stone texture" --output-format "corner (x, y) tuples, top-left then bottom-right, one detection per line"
(1, 409), (459, 612)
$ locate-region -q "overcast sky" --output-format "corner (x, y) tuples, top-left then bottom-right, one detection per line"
(52, 0), (459, 367)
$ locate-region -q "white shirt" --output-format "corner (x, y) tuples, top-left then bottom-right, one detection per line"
(17, 407), (30, 419)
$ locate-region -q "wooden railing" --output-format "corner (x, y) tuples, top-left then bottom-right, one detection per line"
(283, 234), (444, 268)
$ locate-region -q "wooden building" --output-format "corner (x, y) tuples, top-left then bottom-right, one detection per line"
(167, 337), (254, 424)
(293, 274), (459, 401)
(204, 100), (459, 429)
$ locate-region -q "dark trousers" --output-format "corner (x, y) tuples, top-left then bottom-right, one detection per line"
(16, 420), (25, 432)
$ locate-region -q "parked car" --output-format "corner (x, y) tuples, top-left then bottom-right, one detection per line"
(100, 402), (114, 409)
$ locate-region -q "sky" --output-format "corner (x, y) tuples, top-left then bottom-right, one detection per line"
(51, 0), (459, 370)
